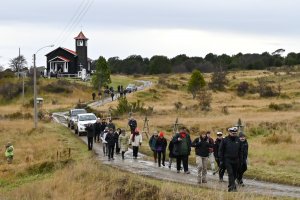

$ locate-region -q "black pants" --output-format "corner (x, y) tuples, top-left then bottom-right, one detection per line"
(133, 146), (139, 158)
(216, 158), (226, 179)
(94, 133), (100, 142)
(237, 163), (247, 184)
(116, 142), (120, 154)
(152, 150), (157, 162)
(225, 159), (238, 191)
(176, 155), (189, 172)
(87, 137), (93, 150)
(108, 145), (115, 159)
(157, 151), (166, 167)
(121, 151), (125, 159)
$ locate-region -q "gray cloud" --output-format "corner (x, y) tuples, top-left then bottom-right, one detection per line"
(1, 0), (299, 36)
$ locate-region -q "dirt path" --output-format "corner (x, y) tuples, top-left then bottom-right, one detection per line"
(51, 80), (300, 199)
(52, 112), (300, 199)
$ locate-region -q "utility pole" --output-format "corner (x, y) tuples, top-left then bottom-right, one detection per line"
(33, 54), (37, 129)
(18, 48), (20, 79)
(33, 44), (54, 129)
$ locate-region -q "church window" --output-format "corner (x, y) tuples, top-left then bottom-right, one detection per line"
(77, 40), (83, 46)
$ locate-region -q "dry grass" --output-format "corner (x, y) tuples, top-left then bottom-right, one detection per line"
(0, 119), (282, 200)
(93, 71), (300, 186)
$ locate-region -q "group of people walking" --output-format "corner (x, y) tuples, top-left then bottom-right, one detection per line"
(84, 117), (142, 160)
(83, 116), (248, 192)
(149, 126), (248, 192)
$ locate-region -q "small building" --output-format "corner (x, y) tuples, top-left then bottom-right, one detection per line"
(45, 31), (93, 77)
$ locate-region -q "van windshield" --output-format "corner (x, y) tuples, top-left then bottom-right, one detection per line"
(71, 110), (86, 117)
(79, 115), (96, 121)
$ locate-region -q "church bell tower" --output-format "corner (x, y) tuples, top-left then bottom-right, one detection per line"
(74, 31), (88, 72)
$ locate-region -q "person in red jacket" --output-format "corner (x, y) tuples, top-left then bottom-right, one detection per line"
(155, 132), (168, 167)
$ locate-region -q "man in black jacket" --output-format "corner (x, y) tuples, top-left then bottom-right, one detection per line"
(100, 119), (107, 133)
(192, 131), (212, 183)
(237, 133), (248, 186)
(107, 119), (116, 132)
(128, 117), (137, 134)
(85, 123), (95, 150)
(94, 118), (101, 143)
(214, 131), (226, 181)
(105, 128), (117, 160)
(219, 127), (242, 192)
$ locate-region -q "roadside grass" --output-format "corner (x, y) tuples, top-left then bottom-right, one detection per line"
(1, 70), (300, 192)
(0, 119), (284, 200)
(93, 71), (300, 186)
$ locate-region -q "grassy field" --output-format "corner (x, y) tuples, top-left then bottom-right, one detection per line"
(94, 70), (300, 186)
(0, 70), (299, 199)
(0, 119), (289, 200)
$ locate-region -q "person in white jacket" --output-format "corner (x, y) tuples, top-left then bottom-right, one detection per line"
(101, 127), (109, 156)
(129, 129), (142, 159)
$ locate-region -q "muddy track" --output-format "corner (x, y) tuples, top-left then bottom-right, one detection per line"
(52, 81), (300, 199)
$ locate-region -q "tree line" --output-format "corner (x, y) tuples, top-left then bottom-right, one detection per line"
(100, 50), (300, 74)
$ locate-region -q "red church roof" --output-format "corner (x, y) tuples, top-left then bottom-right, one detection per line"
(74, 31), (88, 40)
(62, 47), (77, 56)
(57, 56), (71, 62)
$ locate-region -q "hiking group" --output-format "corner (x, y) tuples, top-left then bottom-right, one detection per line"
(85, 116), (142, 161)
(81, 115), (248, 192)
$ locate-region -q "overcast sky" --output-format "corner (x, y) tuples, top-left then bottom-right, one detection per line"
(1, 0), (300, 67)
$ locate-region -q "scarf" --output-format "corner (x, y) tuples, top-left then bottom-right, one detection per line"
(132, 132), (139, 142)
(180, 132), (186, 139)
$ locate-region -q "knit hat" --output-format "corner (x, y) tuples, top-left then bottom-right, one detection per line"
(159, 132), (164, 137)
(239, 132), (246, 138)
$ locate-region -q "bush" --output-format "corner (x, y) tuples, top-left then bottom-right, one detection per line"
(112, 97), (154, 116)
(209, 68), (228, 91)
(2, 112), (33, 120)
(43, 80), (72, 94)
(174, 102), (183, 110)
(0, 70), (15, 78)
(197, 89), (212, 111)
(263, 133), (293, 144)
(269, 103), (293, 111)
(257, 78), (279, 97)
(237, 81), (249, 96)
(248, 126), (269, 137)
(0, 82), (22, 100)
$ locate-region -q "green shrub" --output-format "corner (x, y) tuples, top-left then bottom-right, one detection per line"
(264, 133), (293, 144)
(269, 103), (293, 111)
(2, 112), (33, 119)
(0, 82), (22, 100)
(112, 97), (154, 116)
(248, 126), (269, 137)
(43, 80), (73, 94)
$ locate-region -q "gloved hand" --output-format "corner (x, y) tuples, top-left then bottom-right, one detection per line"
(220, 161), (225, 169)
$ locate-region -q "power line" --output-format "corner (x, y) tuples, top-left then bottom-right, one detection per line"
(59, 0), (95, 46)
(53, 0), (87, 46)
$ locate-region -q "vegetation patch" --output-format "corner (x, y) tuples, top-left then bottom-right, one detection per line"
(0, 112), (33, 120)
(263, 133), (293, 144)
(269, 102), (293, 111)
(42, 80), (73, 94)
